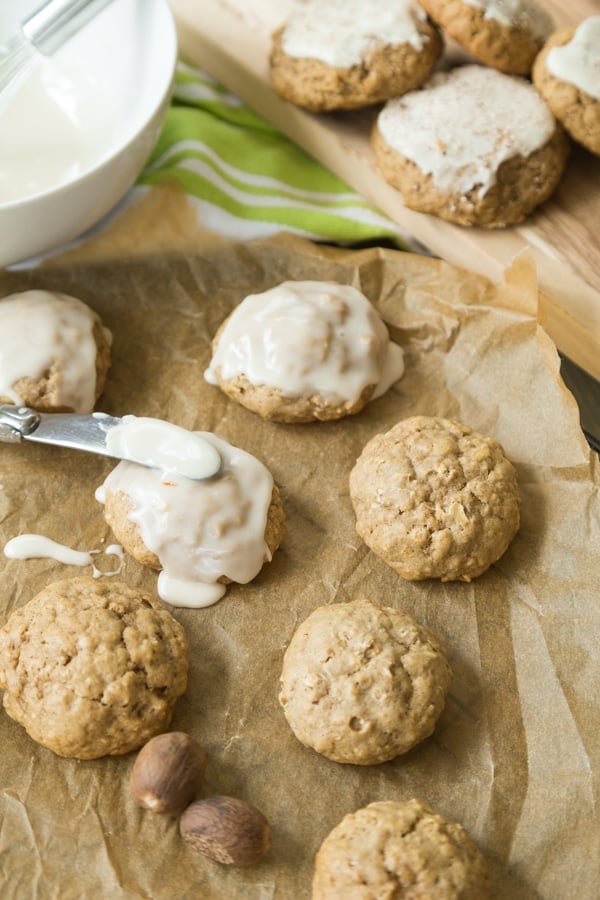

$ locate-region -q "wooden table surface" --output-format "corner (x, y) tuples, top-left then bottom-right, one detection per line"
(169, 0), (600, 384)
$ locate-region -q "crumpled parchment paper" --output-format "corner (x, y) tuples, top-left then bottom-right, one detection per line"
(0, 186), (598, 899)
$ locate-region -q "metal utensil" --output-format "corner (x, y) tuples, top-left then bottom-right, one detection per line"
(0, 0), (114, 97)
(0, 405), (222, 479)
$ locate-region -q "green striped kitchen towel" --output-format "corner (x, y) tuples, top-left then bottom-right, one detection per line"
(137, 61), (408, 247)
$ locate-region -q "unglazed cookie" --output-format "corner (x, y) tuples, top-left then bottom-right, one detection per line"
(0, 289), (112, 412)
(96, 432), (285, 608)
(204, 281), (404, 423)
(349, 416), (520, 582)
(373, 64), (569, 228)
(0, 577), (188, 759)
(533, 17), (600, 157)
(269, 0), (443, 111)
(312, 799), (491, 899)
(279, 599), (452, 765)
(419, 0), (553, 75)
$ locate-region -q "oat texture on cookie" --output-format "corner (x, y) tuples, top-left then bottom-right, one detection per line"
(349, 416), (520, 582)
(0, 577), (188, 759)
(312, 798), (491, 899)
(279, 599), (452, 764)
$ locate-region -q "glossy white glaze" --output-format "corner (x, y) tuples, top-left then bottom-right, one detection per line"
(205, 280), (404, 405)
(96, 432), (274, 608)
(0, 290), (110, 412)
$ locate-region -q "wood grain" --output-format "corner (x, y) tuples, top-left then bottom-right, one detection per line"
(169, 0), (600, 379)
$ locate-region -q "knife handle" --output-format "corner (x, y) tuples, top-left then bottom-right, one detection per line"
(0, 405), (41, 443)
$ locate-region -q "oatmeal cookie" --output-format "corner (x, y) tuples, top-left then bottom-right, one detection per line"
(97, 432), (285, 606)
(418, 0), (553, 75)
(279, 599), (452, 765)
(349, 416), (520, 582)
(0, 289), (111, 412)
(312, 798), (491, 899)
(269, 0), (442, 111)
(0, 577), (188, 759)
(204, 281), (404, 423)
(533, 18), (600, 157)
(373, 64), (569, 228)
(102, 482), (285, 575)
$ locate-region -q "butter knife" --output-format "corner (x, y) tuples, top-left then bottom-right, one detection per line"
(0, 404), (221, 479)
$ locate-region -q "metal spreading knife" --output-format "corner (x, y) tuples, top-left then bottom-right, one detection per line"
(0, 404), (221, 479)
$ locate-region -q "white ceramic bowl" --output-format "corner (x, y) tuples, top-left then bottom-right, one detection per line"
(0, 0), (177, 267)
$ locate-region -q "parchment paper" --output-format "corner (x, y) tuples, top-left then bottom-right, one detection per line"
(0, 188), (598, 899)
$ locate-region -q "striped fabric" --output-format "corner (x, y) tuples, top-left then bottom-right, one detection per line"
(137, 62), (407, 246)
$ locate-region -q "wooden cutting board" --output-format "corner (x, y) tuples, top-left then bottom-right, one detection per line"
(169, 0), (600, 380)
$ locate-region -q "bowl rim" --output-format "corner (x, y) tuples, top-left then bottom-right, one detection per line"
(0, 0), (178, 211)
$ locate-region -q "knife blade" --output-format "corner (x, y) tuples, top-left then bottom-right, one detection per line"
(0, 404), (221, 479)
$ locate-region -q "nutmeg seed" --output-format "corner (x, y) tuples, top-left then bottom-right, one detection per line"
(179, 795), (271, 866)
(129, 731), (205, 815)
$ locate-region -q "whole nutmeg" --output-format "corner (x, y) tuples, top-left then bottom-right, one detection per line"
(179, 795), (271, 866)
(129, 731), (205, 815)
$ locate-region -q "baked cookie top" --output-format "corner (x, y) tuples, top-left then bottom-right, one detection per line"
(269, 0), (443, 110)
(96, 432), (284, 608)
(0, 577), (188, 759)
(349, 416), (520, 582)
(419, 0), (553, 74)
(0, 289), (112, 413)
(532, 17), (600, 156)
(204, 281), (404, 423)
(543, 16), (600, 100)
(461, 0), (553, 40)
(277, 0), (433, 69)
(376, 64), (556, 199)
(312, 798), (491, 899)
(279, 598), (452, 765)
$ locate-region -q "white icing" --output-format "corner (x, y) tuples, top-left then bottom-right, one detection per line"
(4, 534), (94, 567)
(96, 432), (275, 609)
(462, 0), (553, 39)
(3, 533), (128, 579)
(371, 342), (406, 400)
(106, 544), (124, 557)
(377, 65), (556, 196)
(157, 573), (227, 608)
(204, 281), (404, 405)
(0, 290), (110, 413)
(281, 0), (428, 68)
(546, 17), (600, 101)
(91, 544), (125, 579)
(104, 415), (221, 480)
(0, 55), (114, 203)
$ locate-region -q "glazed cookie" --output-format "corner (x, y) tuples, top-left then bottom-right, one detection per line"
(279, 599), (452, 765)
(270, 0), (443, 111)
(312, 798), (491, 899)
(204, 281), (404, 423)
(0, 289), (112, 412)
(96, 432), (285, 608)
(372, 64), (569, 228)
(418, 0), (553, 75)
(533, 17), (600, 157)
(0, 577), (188, 759)
(349, 416), (520, 582)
